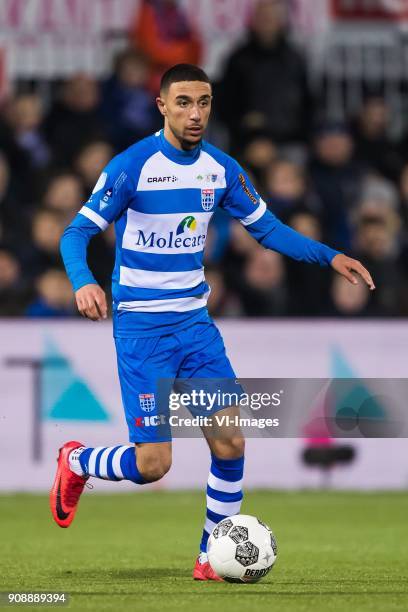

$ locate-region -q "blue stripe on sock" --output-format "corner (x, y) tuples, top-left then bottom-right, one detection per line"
(94, 448), (105, 477)
(201, 509), (229, 552)
(107, 446), (121, 481)
(78, 447), (93, 475)
(120, 447), (147, 485)
(210, 453), (244, 482)
(201, 531), (210, 553)
(206, 485), (243, 503)
(206, 508), (228, 525)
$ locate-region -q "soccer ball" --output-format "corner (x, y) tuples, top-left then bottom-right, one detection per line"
(207, 514), (277, 583)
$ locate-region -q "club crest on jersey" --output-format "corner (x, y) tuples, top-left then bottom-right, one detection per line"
(139, 393), (155, 413)
(201, 188), (215, 211)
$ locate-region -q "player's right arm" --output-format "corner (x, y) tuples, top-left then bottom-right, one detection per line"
(60, 154), (133, 321)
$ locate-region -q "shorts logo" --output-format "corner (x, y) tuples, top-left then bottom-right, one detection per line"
(139, 393), (155, 413)
(201, 188), (215, 211)
(135, 415), (166, 427)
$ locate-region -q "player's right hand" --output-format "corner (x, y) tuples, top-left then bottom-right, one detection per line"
(75, 284), (108, 321)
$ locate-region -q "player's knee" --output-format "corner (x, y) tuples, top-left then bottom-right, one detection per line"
(138, 456), (172, 482)
(212, 436), (245, 460)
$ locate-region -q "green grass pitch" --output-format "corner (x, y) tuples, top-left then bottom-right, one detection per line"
(0, 491), (407, 611)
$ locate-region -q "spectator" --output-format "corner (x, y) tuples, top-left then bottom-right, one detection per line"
(240, 248), (287, 316)
(131, 0), (202, 93)
(265, 158), (315, 221)
(0, 102), (40, 210)
(101, 48), (161, 151)
(218, 0), (312, 151)
(43, 173), (84, 224)
(328, 274), (372, 317)
(25, 269), (75, 317)
(0, 112), (32, 184)
(74, 140), (113, 193)
(285, 210), (331, 315)
(0, 152), (33, 247)
(309, 121), (365, 252)
(398, 163), (408, 232)
(353, 212), (402, 315)
(222, 221), (260, 299)
(241, 135), (277, 189)
(0, 248), (30, 315)
(44, 74), (105, 167)
(23, 209), (65, 278)
(360, 174), (399, 211)
(352, 96), (402, 182)
(206, 267), (240, 317)
(5, 93), (50, 169)
(0, 153), (12, 243)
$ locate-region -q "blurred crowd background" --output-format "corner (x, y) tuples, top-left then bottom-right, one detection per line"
(1, 0), (408, 319)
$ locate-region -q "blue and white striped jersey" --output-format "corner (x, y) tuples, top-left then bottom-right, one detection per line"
(61, 130), (339, 336)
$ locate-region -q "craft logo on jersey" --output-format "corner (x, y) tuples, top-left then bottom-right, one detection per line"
(176, 215), (197, 235)
(147, 175), (178, 183)
(139, 393), (156, 413)
(99, 188), (113, 211)
(201, 188), (215, 211)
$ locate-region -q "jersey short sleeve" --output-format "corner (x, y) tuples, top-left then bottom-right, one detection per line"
(78, 153), (134, 230)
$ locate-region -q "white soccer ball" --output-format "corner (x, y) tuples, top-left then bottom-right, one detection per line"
(207, 514), (277, 583)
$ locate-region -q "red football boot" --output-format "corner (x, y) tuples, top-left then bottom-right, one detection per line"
(193, 553), (223, 581)
(50, 440), (88, 528)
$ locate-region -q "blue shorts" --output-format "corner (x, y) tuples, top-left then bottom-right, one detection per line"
(115, 320), (238, 443)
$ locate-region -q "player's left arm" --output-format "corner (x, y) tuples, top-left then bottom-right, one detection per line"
(221, 160), (375, 290)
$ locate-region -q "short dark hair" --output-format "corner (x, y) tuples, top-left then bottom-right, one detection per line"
(160, 64), (211, 94)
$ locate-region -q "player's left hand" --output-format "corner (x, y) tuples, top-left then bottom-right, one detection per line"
(331, 254), (375, 290)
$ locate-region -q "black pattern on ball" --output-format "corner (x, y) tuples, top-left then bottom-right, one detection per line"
(257, 518), (271, 531)
(229, 526), (248, 544)
(223, 576), (244, 583)
(270, 533), (278, 555)
(212, 518), (233, 538)
(235, 541), (259, 567)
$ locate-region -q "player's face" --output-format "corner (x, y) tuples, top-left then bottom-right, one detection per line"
(157, 81), (212, 150)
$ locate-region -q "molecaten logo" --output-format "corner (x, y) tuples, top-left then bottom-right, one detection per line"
(176, 215), (197, 234)
(135, 216), (205, 249)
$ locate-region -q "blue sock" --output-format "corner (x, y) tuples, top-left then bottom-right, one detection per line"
(77, 445), (146, 484)
(200, 453), (244, 553)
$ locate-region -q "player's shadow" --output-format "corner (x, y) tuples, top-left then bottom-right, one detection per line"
(59, 568), (187, 581)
